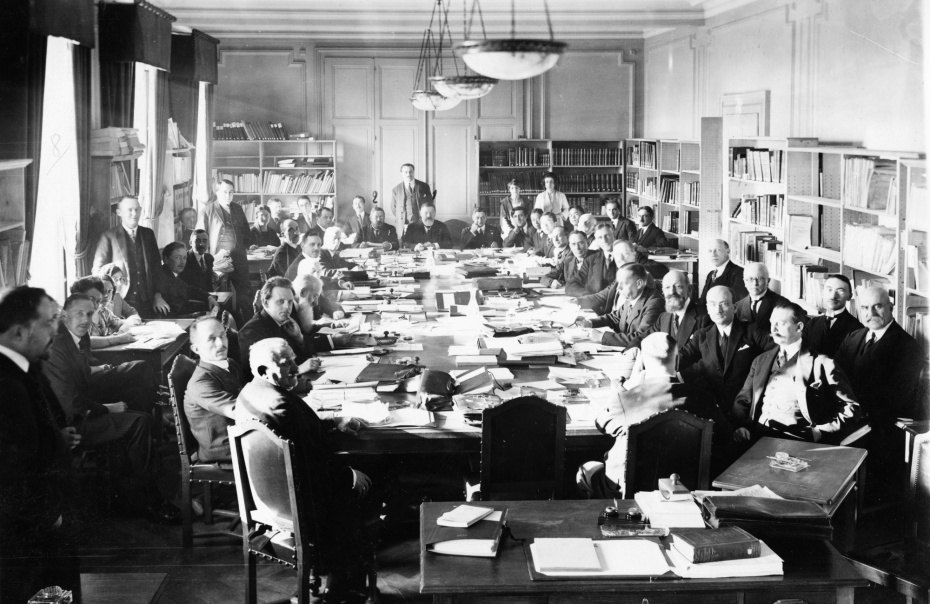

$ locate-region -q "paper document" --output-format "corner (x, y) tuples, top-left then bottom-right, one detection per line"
(365, 407), (434, 428)
(531, 539), (671, 577)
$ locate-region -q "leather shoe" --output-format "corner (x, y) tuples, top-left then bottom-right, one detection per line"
(145, 499), (182, 524)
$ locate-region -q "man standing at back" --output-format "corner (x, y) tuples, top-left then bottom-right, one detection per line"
(93, 196), (161, 318)
(198, 179), (254, 320)
(392, 163), (433, 226)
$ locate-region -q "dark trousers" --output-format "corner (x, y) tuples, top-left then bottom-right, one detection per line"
(88, 360), (156, 414)
(231, 252), (253, 322)
(81, 411), (154, 480)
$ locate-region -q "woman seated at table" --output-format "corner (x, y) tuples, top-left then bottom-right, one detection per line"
(69, 276), (137, 349)
(94, 262), (139, 320)
(153, 242), (218, 318)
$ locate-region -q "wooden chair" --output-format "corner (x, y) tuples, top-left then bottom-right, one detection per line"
(470, 396), (566, 501)
(228, 421), (380, 604)
(168, 354), (240, 548)
(845, 431), (930, 602)
(622, 409), (714, 496)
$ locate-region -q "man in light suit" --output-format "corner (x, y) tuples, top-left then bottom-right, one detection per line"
(699, 239), (749, 303)
(391, 163), (433, 226)
(630, 205), (669, 251)
(342, 195), (370, 240)
(804, 274), (862, 357)
(630, 269), (709, 348)
(577, 263), (665, 348)
(732, 301), (861, 446)
(566, 223), (616, 296)
(605, 199), (636, 242)
(460, 208), (502, 249)
(181, 229), (215, 294)
(734, 262), (789, 332)
(541, 230), (592, 288)
(92, 196), (161, 318)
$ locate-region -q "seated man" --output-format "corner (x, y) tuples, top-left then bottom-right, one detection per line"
(181, 229), (216, 293)
(577, 213), (598, 244)
(69, 276), (136, 349)
(402, 203), (453, 250)
(153, 242), (218, 317)
(732, 301), (861, 446)
(267, 219), (302, 278)
(185, 316), (244, 463)
(804, 274), (862, 357)
(577, 263), (664, 348)
(42, 294), (177, 521)
(734, 262), (788, 332)
(576, 333), (731, 498)
(548, 226), (570, 263)
(285, 232), (355, 290)
(566, 222), (616, 296)
(322, 226), (354, 259)
(355, 207), (399, 251)
(529, 208), (544, 233)
(238, 276), (323, 382)
(566, 205), (583, 234)
(235, 338), (375, 597)
(700, 239), (749, 303)
(501, 206), (537, 250)
(293, 273), (359, 352)
(295, 195), (322, 237)
(605, 199), (636, 242)
(460, 208), (502, 249)
(266, 197), (286, 234)
(630, 205), (669, 251)
(532, 212), (558, 257)
(342, 195), (370, 239)
(629, 269), (708, 348)
(542, 230), (592, 288)
(249, 205), (281, 247)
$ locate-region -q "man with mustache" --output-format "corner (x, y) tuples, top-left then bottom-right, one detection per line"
(630, 269), (709, 348)
(267, 219), (302, 278)
(804, 274), (862, 357)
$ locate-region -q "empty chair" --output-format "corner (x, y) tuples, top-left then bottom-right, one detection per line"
(623, 409), (714, 496)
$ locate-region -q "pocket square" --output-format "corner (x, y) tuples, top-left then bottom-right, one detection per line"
(737, 344), (750, 351)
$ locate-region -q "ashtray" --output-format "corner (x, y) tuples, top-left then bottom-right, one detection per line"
(374, 336), (398, 345)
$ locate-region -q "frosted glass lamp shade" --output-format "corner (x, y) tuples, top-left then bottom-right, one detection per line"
(410, 90), (462, 111)
(455, 39), (567, 80)
(430, 75), (498, 100)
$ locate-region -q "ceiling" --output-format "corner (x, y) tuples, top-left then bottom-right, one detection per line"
(156, 0), (761, 41)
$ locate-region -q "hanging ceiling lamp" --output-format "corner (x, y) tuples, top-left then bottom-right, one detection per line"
(429, 0), (498, 100)
(454, 0), (567, 81)
(411, 0), (462, 111)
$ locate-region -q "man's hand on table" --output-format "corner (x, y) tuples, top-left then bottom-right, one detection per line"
(152, 295), (171, 315)
(335, 416), (368, 436)
(577, 318), (593, 329)
(120, 315), (143, 329)
(352, 469), (371, 496)
(298, 357), (323, 374)
(104, 402), (128, 413)
(108, 332), (135, 346)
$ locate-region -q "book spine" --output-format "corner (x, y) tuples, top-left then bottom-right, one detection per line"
(689, 539), (761, 563)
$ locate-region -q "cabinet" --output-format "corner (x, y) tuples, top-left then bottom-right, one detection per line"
(213, 140), (337, 221)
(0, 159), (32, 287)
(901, 160), (928, 345)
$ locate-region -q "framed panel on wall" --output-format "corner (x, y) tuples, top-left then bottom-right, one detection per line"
(721, 90), (770, 139)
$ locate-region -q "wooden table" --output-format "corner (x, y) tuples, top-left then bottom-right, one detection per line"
(81, 572), (167, 603)
(92, 319), (193, 387)
(420, 499), (866, 604)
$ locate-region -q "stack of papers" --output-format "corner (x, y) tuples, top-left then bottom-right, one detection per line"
(498, 333), (563, 358)
(530, 538), (671, 577)
(634, 491), (705, 528)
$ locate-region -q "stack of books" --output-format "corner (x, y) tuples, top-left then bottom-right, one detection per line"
(213, 121), (291, 140)
(667, 527), (783, 578)
(90, 127), (145, 159)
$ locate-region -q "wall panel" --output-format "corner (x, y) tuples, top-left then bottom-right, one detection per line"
(431, 123), (473, 219)
(216, 49), (308, 133)
(545, 52), (634, 140)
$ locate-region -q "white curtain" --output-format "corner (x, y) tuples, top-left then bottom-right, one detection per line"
(31, 36), (80, 303)
(192, 80), (212, 212)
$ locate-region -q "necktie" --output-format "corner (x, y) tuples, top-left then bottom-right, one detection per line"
(478, 228), (483, 237)
(775, 350), (788, 370)
(710, 269), (717, 282)
(671, 314), (679, 335)
(129, 229), (137, 243)
(719, 332), (728, 359)
(862, 333), (876, 355)
(751, 299), (760, 320)
(200, 256), (206, 271)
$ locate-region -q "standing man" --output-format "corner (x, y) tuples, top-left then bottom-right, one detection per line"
(460, 208), (502, 249)
(699, 239), (749, 303)
(734, 262), (788, 332)
(605, 199), (636, 242)
(93, 196), (161, 318)
(401, 203), (453, 250)
(392, 163), (433, 226)
(342, 195), (370, 240)
(804, 274), (862, 357)
(356, 207), (400, 252)
(630, 205), (669, 250)
(198, 179), (254, 320)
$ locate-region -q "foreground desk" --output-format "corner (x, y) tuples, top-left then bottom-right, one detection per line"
(92, 319), (193, 387)
(420, 499), (866, 604)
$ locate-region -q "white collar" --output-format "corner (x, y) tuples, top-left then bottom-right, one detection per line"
(285, 239), (299, 249)
(123, 225), (137, 237)
(172, 271), (181, 278)
(778, 338), (803, 360)
(207, 359), (230, 371)
(0, 343), (30, 373)
(713, 259), (730, 274)
(870, 320), (894, 342)
(193, 252), (203, 261)
(716, 322), (733, 338)
(67, 328), (82, 348)
(750, 291), (767, 303)
(824, 308), (847, 319)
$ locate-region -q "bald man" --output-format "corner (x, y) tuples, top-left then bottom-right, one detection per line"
(700, 239), (748, 303)
(734, 262), (788, 332)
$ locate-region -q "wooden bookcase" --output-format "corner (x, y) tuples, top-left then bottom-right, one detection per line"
(168, 147), (195, 240)
(213, 139), (337, 222)
(901, 159), (928, 345)
(89, 155), (139, 254)
(624, 138), (658, 219)
(476, 139), (624, 218)
(652, 139), (701, 253)
(0, 159), (32, 287)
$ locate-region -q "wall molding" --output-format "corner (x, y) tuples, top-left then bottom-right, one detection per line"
(787, 0), (823, 136)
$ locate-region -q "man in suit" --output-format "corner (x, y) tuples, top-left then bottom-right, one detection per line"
(178, 207), (197, 245)
(356, 207), (400, 252)
(566, 223), (616, 296)
(630, 269), (709, 348)
(401, 203), (453, 250)
(267, 219), (302, 278)
(502, 206), (537, 250)
(392, 163), (433, 226)
(547, 226), (570, 262)
(295, 195), (322, 236)
(0, 287), (81, 602)
(266, 197), (286, 234)
(577, 263), (665, 347)
(460, 208), (502, 249)
(92, 196), (161, 318)
(249, 205), (281, 248)
(284, 231), (356, 291)
(238, 277), (323, 383)
(699, 238), (749, 303)
(578, 213), (598, 244)
(197, 179), (254, 320)
(630, 205), (669, 251)
(542, 230), (592, 288)
(804, 274), (862, 357)
(576, 333), (731, 498)
(184, 316), (243, 462)
(153, 242), (217, 317)
(235, 338), (374, 595)
(342, 195), (370, 240)
(531, 212), (559, 257)
(679, 286), (774, 413)
(181, 229), (215, 293)
(605, 199), (636, 242)
(43, 294), (178, 522)
(734, 262), (788, 332)
(292, 273), (357, 352)
(732, 302), (861, 446)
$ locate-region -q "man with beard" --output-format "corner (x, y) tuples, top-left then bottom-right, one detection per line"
(566, 223), (616, 296)
(542, 230), (592, 288)
(804, 274), (862, 357)
(734, 262), (788, 332)
(268, 219), (302, 278)
(576, 263), (664, 348)
(402, 203), (453, 250)
(355, 207), (400, 252)
(630, 269), (709, 347)
(292, 273), (363, 353)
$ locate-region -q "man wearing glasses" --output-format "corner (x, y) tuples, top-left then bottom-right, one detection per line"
(734, 262), (788, 332)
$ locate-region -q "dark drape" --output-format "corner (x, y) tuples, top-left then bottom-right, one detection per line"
(28, 0), (96, 48)
(73, 44), (93, 276)
(100, 61), (135, 129)
(97, 1), (175, 71)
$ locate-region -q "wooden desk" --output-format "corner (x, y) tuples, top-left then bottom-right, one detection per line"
(420, 499), (866, 604)
(92, 319), (193, 387)
(81, 572), (167, 603)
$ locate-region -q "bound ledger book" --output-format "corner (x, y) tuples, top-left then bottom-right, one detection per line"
(670, 527), (761, 563)
(424, 508), (508, 557)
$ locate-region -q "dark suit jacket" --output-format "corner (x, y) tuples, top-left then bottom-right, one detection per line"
(611, 217), (637, 242)
(92, 224), (160, 304)
(834, 322), (924, 424)
(804, 311), (862, 358)
(631, 300), (710, 348)
(355, 223), (400, 251)
(402, 220), (453, 249)
(732, 345), (861, 444)
(502, 225), (538, 251)
(460, 224), (503, 249)
(342, 213), (370, 238)
(267, 242), (302, 278)
(250, 225), (281, 248)
(238, 310), (313, 380)
(542, 249), (590, 287)
(391, 179), (433, 225)
(295, 215), (322, 237)
(43, 324), (110, 420)
(153, 264), (211, 317)
(630, 223), (669, 249)
(198, 201), (252, 257)
(580, 284), (665, 347)
(700, 261), (749, 303)
(566, 250), (616, 297)
(180, 251), (214, 293)
(679, 319), (775, 412)
(184, 359), (244, 462)
(734, 289), (788, 332)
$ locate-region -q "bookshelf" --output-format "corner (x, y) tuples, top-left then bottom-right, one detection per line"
(653, 139), (701, 253)
(902, 160), (928, 346)
(0, 159), (31, 287)
(476, 139), (624, 217)
(624, 138), (658, 219)
(213, 139), (337, 222)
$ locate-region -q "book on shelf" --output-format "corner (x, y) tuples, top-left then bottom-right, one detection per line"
(628, 142), (657, 169)
(552, 147), (621, 166)
(905, 304), (928, 345)
(659, 175), (679, 204)
(908, 177), (929, 231)
(670, 527), (761, 564)
(424, 508), (507, 557)
(213, 171), (260, 194)
(907, 245), (929, 291)
(478, 170), (546, 194)
(843, 223), (897, 275)
(787, 214), (813, 248)
(91, 127), (145, 159)
(110, 163), (134, 199)
(729, 148), (785, 183)
(733, 195), (784, 229)
(844, 157), (898, 213)
(213, 121), (290, 141)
